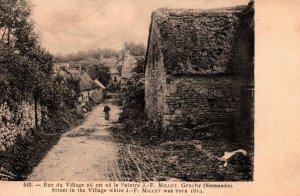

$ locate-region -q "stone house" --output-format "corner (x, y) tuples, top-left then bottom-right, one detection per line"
(109, 67), (121, 90)
(53, 67), (105, 106)
(75, 72), (105, 105)
(53, 63), (70, 72)
(145, 3), (254, 137)
(121, 50), (137, 85)
(78, 72), (97, 102)
(92, 79), (106, 103)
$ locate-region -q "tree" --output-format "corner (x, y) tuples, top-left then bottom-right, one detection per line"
(133, 55), (146, 74)
(0, 0), (53, 74)
(53, 48), (120, 63)
(86, 64), (111, 86)
(123, 41), (146, 56)
(0, 0), (53, 116)
(0, 0), (84, 136)
(0, 0), (33, 48)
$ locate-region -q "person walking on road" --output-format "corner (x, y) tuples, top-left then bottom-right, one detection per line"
(104, 105), (111, 120)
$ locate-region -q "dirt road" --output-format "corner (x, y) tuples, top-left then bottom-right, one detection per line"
(27, 103), (122, 181)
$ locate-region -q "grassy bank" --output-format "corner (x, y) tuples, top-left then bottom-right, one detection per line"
(0, 109), (85, 181)
(112, 122), (253, 182)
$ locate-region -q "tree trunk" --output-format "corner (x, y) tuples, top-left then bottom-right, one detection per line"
(34, 98), (39, 132)
(7, 27), (10, 46)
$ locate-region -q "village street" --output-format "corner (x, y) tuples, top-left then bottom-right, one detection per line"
(0, 0), (255, 184)
(27, 100), (122, 181)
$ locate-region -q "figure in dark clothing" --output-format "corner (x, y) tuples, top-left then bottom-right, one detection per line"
(104, 105), (111, 120)
(185, 116), (196, 129)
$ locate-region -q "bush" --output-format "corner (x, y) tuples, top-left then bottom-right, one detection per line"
(117, 73), (162, 145)
(86, 64), (111, 86)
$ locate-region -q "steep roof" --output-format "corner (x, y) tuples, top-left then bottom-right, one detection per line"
(52, 66), (98, 91)
(56, 70), (69, 78)
(110, 67), (120, 75)
(65, 68), (81, 78)
(147, 3), (253, 75)
(121, 52), (137, 79)
(79, 72), (97, 91)
(53, 63), (70, 70)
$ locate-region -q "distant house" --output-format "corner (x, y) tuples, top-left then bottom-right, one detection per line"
(73, 72), (106, 105)
(53, 65), (105, 110)
(78, 72), (97, 102)
(121, 50), (137, 85)
(109, 67), (121, 90)
(65, 68), (82, 79)
(92, 79), (106, 103)
(53, 63), (70, 72)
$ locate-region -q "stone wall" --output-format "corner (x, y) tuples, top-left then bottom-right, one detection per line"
(163, 75), (248, 131)
(0, 101), (42, 152)
(145, 11), (167, 125)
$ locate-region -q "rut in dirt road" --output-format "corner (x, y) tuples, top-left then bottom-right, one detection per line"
(27, 101), (122, 181)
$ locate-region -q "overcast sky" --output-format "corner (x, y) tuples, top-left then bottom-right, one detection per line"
(31, 0), (250, 55)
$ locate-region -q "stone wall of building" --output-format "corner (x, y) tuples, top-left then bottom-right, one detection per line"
(145, 11), (167, 125)
(0, 101), (42, 152)
(163, 75), (248, 131)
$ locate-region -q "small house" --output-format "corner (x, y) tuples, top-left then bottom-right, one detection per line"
(92, 79), (106, 103)
(53, 63), (70, 72)
(53, 66), (105, 107)
(121, 50), (137, 85)
(110, 67), (121, 90)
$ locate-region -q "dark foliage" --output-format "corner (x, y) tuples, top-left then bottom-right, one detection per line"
(133, 55), (146, 74)
(118, 73), (147, 138)
(117, 62), (162, 144)
(86, 64), (111, 86)
(120, 73), (145, 111)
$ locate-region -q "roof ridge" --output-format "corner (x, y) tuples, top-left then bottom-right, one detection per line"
(153, 4), (248, 15)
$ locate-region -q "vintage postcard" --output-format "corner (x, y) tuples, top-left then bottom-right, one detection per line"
(0, 0), (299, 195)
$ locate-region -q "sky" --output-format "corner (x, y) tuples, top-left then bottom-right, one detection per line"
(31, 0), (250, 55)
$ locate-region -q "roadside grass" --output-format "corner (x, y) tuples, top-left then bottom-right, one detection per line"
(111, 120), (253, 182)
